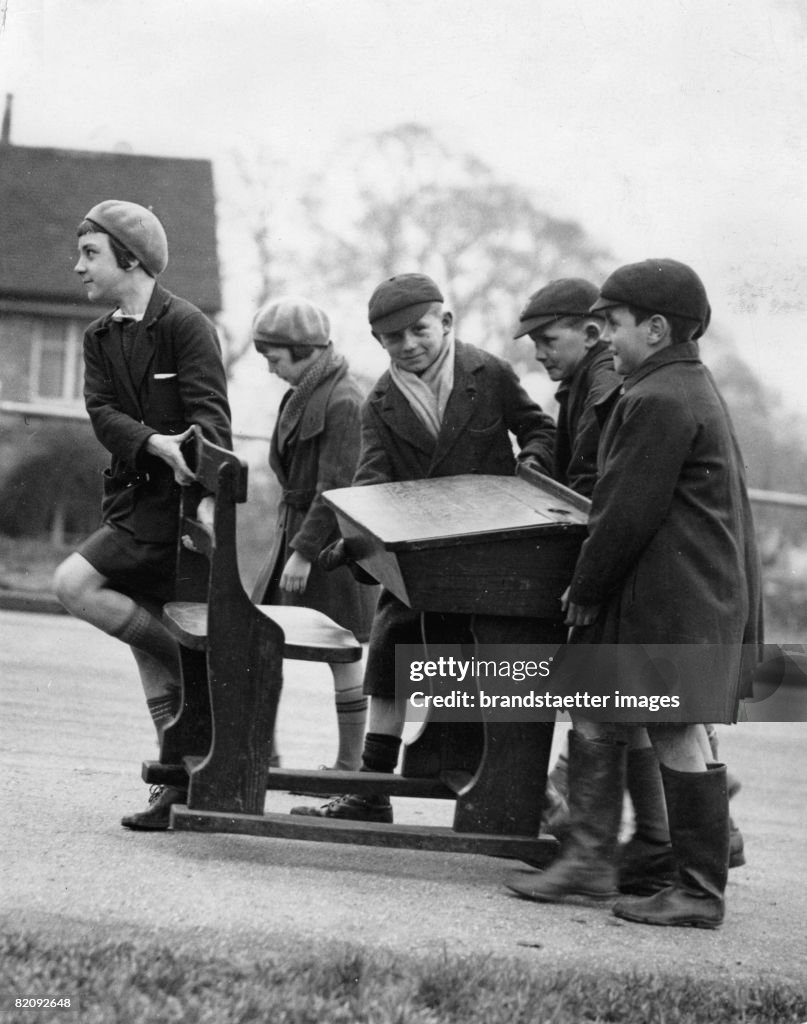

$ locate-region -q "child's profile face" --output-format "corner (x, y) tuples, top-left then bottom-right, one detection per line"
(254, 339), (309, 385)
(74, 232), (128, 305)
(601, 306), (651, 376)
(529, 322), (592, 382)
(376, 308), (451, 375)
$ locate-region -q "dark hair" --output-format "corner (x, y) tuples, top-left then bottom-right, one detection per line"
(254, 339), (317, 362)
(288, 343), (317, 362)
(77, 218), (145, 274)
(626, 305), (700, 345)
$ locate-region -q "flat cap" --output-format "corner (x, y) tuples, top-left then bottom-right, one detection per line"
(591, 259), (711, 338)
(252, 296), (331, 347)
(368, 273), (444, 334)
(84, 200), (168, 276)
(513, 278), (601, 339)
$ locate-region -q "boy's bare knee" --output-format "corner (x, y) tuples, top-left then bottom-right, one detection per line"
(53, 554), (101, 611)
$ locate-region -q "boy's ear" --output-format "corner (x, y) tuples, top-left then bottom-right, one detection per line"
(583, 320), (602, 349)
(647, 314), (672, 346)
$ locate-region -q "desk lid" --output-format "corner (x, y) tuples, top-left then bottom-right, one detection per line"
(323, 469), (589, 552)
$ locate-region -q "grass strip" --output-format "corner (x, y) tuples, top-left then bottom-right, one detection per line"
(0, 928), (805, 1024)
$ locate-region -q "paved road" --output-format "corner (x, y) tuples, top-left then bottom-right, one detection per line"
(1, 609), (806, 985)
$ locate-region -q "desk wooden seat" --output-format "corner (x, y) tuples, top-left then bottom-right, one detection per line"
(163, 602), (361, 662)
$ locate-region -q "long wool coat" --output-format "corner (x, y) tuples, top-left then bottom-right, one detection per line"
(251, 358), (378, 641)
(567, 341), (763, 718)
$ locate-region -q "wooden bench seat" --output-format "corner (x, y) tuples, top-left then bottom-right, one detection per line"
(163, 602), (361, 662)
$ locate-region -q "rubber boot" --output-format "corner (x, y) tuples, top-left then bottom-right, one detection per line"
(507, 731), (626, 903)
(613, 763), (729, 929)
(618, 746), (676, 895)
(707, 726), (745, 867)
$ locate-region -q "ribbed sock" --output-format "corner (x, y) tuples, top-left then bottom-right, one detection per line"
(110, 604), (179, 673)
(360, 732), (401, 774)
(146, 693), (180, 737)
(334, 686), (368, 771)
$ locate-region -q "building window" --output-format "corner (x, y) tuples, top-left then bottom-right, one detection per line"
(29, 319), (84, 405)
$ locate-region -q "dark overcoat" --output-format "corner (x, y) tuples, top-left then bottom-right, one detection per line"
(553, 340), (621, 498)
(251, 358), (378, 641)
(567, 342), (763, 718)
(356, 339), (558, 696)
(356, 340), (556, 485)
(83, 283), (232, 544)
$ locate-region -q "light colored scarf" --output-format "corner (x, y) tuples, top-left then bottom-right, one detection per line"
(389, 336), (455, 438)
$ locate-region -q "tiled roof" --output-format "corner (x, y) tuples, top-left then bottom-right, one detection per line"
(0, 144), (221, 313)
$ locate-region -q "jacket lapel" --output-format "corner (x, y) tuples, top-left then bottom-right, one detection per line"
(371, 374), (437, 456)
(91, 315), (141, 416)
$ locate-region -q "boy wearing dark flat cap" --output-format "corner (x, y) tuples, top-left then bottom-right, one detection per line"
(54, 200), (231, 831)
(507, 259), (762, 929)
(517, 275), (746, 892)
(292, 272), (557, 823)
(514, 277), (618, 497)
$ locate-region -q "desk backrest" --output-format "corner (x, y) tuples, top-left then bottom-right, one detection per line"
(173, 426), (250, 605)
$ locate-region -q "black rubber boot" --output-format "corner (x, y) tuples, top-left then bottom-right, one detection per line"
(618, 746), (676, 896)
(613, 763), (729, 929)
(507, 731), (626, 903)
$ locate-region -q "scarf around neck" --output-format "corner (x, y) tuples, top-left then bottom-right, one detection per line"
(276, 343), (343, 451)
(389, 336), (455, 438)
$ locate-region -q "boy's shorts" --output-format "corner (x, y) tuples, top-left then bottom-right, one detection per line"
(77, 524), (176, 606)
(363, 589), (474, 699)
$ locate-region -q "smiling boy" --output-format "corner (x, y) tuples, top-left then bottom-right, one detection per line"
(54, 200), (231, 830)
(292, 272), (557, 822)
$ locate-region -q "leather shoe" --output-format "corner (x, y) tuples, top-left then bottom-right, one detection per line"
(121, 785), (186, 831)
(290, 792), (392, 823)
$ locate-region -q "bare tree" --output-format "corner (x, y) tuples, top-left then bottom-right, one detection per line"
(301, 123), (610, 370)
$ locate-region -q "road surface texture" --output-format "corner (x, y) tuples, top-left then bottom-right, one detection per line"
(1, 609), (805, 987)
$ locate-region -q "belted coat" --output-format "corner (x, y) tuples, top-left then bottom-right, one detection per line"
(251, 357), (378, 640)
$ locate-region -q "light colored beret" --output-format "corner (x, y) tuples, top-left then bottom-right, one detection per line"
(84, 199), (169, 276)
(252, 296), (331, 347)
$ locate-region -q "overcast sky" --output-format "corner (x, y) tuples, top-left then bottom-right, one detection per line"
(2, 0), (806, 414)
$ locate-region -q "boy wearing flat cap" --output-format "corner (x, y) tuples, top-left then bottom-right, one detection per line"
(507, 259), (762, 929)
(515, 277), (618, 497)
(250, 296), (377, 773)
(292, 272), (557, 823)
(54, 200), (231, 830)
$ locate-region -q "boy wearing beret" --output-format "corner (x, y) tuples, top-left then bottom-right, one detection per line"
(507, 259), (762, 928)
(292, 272), (557, 823)
(54, 200), (232, 830)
